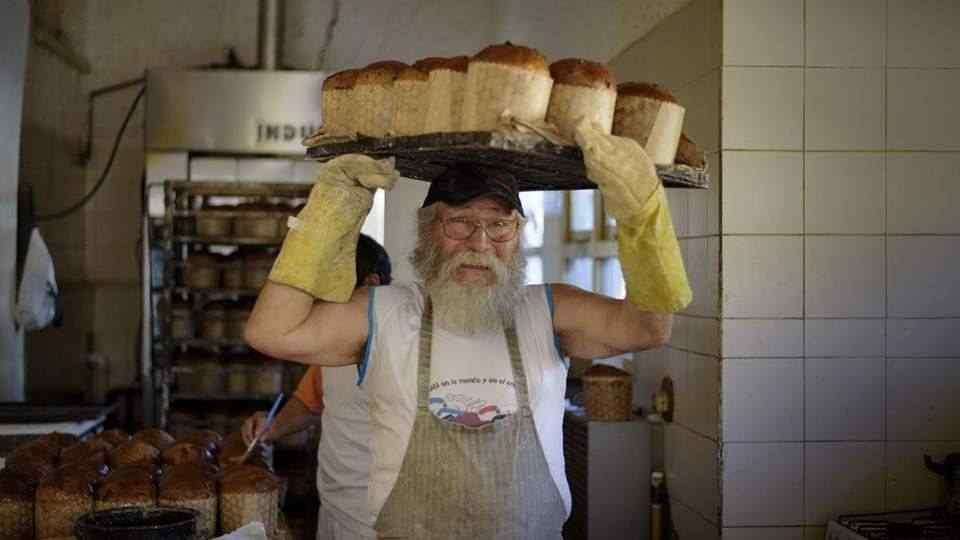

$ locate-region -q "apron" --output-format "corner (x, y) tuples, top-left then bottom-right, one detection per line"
(373, 299), (566, 540)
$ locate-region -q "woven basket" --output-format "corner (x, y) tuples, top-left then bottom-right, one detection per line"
(196, 211), (233, 238)
(582, 364), (633, 421)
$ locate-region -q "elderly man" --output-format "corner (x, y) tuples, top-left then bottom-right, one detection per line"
(246, 121), (691, 539)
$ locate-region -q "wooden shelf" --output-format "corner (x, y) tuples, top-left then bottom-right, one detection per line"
(305, 131), (709, 190)
(173, 235), (283, 246)
(165, 180), (312, 197)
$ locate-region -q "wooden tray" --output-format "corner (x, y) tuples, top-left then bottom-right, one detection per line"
(305, 131), (709, 191)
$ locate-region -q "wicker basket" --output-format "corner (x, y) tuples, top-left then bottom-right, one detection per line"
(582, 364), (633, 421)
(243, 251), (276, 290)
(222, 253), (244, 289)
(196, 210), (233, 238)
(171, 303), (194, 340)
(234, 206), (282, 239)
(184, 254), (221, 289)
(198, 302), (228, 340)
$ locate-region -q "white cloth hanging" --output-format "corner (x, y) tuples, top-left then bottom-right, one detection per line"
(15, 228), (58, 331)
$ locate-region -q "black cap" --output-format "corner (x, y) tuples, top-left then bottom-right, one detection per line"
(421, 163), (525, 217)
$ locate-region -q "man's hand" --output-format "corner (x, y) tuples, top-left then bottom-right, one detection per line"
(242, 411), (276, 446)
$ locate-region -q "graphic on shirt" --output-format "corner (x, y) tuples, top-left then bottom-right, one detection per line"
(428, 377), (515, 427)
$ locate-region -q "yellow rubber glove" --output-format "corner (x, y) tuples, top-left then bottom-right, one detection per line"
(574, 120), (692, 313)
(269, 154), (399, 302)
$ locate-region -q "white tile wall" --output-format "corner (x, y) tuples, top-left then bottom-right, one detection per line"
(804, 527), (827, 540)
(805, 319), (884, 357)
(805, 153), (885, 235)
(723, 442), (804, 526)
(680, 353), (721, 440)
(723, 358), (803, 442)
(686, 317), (721, 357)
(805, 237), (885, 318)
(805, 357), (884, 441)
(723, 67), (804, 150)
(683, 237), (721, 318)
(723, 527), (804, 540)
(722, 151), (803, 234)
(887, 237), (960, 317)
(666, 189), (690, 238)
(886, 153), (960, 234)
(886, 319), (960, 357)
(887, 69), (960, 151)
(723, 0), (803, 66)
(887, 357), (960, 441)
(887, 0), (960, 68)
(722, 319), (804, 358)
(666, 426), (721, 521)
(885, 442), (960, 511)
(805, 68), (884, 151)
(672, 501), (720, 539)
(723, 236), (804, 318)
(805, 0), (885, 67)
(688, 179), (721, 237)
(804, 442), (885, 525)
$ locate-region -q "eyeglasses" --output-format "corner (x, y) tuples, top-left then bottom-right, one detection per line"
(441, 217), (520, 243)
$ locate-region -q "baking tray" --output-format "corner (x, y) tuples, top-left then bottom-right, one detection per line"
(305, 131), (709, 191)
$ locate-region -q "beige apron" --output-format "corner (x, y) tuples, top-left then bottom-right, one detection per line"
(374, 300), (566, 540)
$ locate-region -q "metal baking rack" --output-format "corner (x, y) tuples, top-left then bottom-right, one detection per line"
(305, 131), (709, 191)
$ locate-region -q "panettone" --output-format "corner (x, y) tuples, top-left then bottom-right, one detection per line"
(463, 42), (554, 131)
(391, 59), (445, 136)
(93, 428), (130, 447)
(612, 81), (685, 165)
(35, 470), (94, 539)
(546, 58), (617, 140)
(321, 68), (360, 137)
(219, 464), (281, 535)
(10, 438), (59, 465)
(0, 469), (35, 540)
(109, 439), (160, 468)
(59, 438), (113, 466)
(132, 428), (176, 451)
(160, 442), (214, 467)
(159, 464), (217, 539)
(353, 60), (409, 137)
(37, 432), (80, 453)
(96, 467), (156, 511)
(177, 429), (223, 456)
(675, 132), (706, 168)
(3, 452), (55, 480)
(582, 364), (633, 421)
(425, 56), (469, 133)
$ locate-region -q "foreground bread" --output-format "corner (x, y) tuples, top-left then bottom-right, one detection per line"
(219, 464), (281, 536)
(321, 69), (359, 136)
(612, 82), (685, 165)
(160, 464), (218, 539)
(132, 428), (176, 451)
(177, 429), (223, 456)
(392, 60), (436, 136)
(424, 56), (469, 133)
(463, 42), (554, 131)
(96, 466), (156, 512)
(353, 60), (408, 137)
(0, 469), (35, 540)
(93, 428), (130, 447)
(161, 442), (214, 466)
(546, 58), (617, 140)
(35, 470), (94, 539)
(59, 438), (113, 467)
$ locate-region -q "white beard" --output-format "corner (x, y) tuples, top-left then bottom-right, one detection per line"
(414, 246), (526, 336)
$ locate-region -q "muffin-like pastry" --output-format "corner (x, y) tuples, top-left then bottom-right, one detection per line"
(35, 470), (94, 539)
(109, 439), (160, 468)
(161, 442), (214, 467)
(10, 438), (59, 465)
(353, 60), (409, 137)
(3, 452), (55, 481)
(391, 58), (447, 136)
(219, 464), (281, 535)
(612, 81), (685, 165)
(424, 56), (469, 133)
(60, 438), (114, 466)
(177, 429), (223, 456)
(37, 432), (81, 453)
(0, 469), (35, 540)
(675, 132), (706, 168)
(132, 428), (176, 451)
(546, 58), (617, 141)
(160, 464), (217, 539)
(463, 42), (554, 131)
(95, 466), (156, 512)
(321, 69), (359, 137)
(93, 428), (130, 447)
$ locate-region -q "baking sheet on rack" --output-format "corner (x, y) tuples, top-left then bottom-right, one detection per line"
(305, 131), (709, 191)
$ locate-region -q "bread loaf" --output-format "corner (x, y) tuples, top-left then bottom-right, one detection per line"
(353, 60), (408, 137)
(177, 429), (223, 456)
(423, 56), (469, 133)
(546, 58), (617, 141)
(9, 439), (59, 465)
(109, 439), (160, 468)
(675, 132), (706, 168)
(612, 82), (685, 165)
(391, 58), (447, 136)
(161, 442), (214, 466)
(93, 428), (130, 447)
(35, 470), (93, 539)
(463, 43), (553, 131)
(219, 464), (281, 536)
(159, 464), (217, 539)
(321, 69), (359, 136)
(0, 469), (35, 540)
(59, 438), (113, 467)
(95, 466), (156, 512)
(3, 452), (55, 481)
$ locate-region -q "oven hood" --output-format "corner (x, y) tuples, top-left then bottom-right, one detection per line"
(145, 68), (325, 155)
